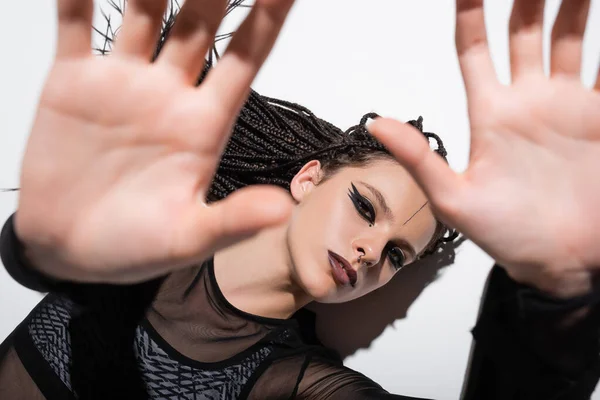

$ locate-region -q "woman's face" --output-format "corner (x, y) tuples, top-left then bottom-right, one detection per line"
(287, 158), (438, 304)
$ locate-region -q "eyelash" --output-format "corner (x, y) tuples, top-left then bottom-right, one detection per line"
(348, 183), (407, 271)
(348, 183), (375, 225)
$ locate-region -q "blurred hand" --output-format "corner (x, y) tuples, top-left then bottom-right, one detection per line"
(370, 0), (600, 298)
(15, 0), (295, 283)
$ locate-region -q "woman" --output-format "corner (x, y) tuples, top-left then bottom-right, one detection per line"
(1, 0), (600, 399)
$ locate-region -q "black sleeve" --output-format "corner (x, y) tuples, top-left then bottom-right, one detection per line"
(462, 265), (600, 400)
(0, 213), (63, 293)
(297, 356), (432, 399)
(1, 212), (163, 312)
(1, 213), (164, 399)
(249, 351), (433, 400)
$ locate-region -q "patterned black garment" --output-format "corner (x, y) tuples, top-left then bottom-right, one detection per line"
(1, 213), (600, 400)
(6, 264), (334, 400)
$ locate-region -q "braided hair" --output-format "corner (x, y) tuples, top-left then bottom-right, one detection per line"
(96, 0), (457, 255)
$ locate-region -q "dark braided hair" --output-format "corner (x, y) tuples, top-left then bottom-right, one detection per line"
(93, 0), (457, 256)
(213, 96), (457, 255)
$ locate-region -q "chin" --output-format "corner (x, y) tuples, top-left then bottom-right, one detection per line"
(316, 289), (364, 304)
(295, 263), (339, 301)
(302, 269), (362, 304)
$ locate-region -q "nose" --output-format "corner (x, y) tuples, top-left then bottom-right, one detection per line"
(352, 237), (384, 269)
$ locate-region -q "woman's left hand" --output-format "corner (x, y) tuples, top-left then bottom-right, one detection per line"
(369, 0), (600, 298)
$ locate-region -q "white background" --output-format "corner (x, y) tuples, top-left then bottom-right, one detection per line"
(0, 1), (599, 399)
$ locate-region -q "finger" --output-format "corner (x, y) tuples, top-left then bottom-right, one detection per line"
(112, 0), (169, 60)
(202, 0), (295, 114)
(156, 0), (228, 84)
(177, 186), (293, 260)
(596, 62), (600, 91)
(508, 0), (546, 79)
(56, 0), (94, 58)
(455, 0), (498, 96)
(367, 118), (464, 215)
(550, 0), (591, 78)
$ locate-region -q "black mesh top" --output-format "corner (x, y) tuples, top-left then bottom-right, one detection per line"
(1, 214), (600, 400)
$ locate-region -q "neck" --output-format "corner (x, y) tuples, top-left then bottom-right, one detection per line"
(213, 224), (312, 320)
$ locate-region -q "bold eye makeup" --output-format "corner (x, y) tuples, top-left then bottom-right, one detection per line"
(348, 183), (408, 271)
(348, 183), (376, 225)
(386, 244), (407, 271)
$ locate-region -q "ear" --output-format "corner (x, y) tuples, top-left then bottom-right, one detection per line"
(290, 160), (323, 202)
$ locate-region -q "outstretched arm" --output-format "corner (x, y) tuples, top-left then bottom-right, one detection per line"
(14, 0), (295, 285)
(368, 0), (600, 398)
(463, 265), (600, 400)
(369, 0), (600, 300)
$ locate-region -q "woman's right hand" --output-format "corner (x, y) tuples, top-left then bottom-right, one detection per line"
(14, 0), (295, 284)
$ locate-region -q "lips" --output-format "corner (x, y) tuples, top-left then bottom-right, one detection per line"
(327, 250), (358, 287)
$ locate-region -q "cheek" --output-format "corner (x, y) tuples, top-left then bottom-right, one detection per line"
(287, 191), (366, 299)
(364, 264), (394, 291)
(296, 192), (356, 248)
(322, 198), (358, 244)
(285, 196), (342, 277)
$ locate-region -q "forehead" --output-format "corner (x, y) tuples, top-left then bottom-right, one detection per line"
(334, 159), (437, 252)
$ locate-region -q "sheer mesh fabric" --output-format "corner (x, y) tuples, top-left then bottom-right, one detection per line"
(0, 258), (419, 399)
(147, 260), (297, 364)
(249, 354), (430, 400)
(0, 344), (47, 399)
(145, 260), (426, 399)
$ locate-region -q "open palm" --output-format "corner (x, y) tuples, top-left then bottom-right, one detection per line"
(370, 0), (600, 297)
(16, 0), (295, 283)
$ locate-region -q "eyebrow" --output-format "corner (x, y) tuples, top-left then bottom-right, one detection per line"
(358, 181), (395, 223)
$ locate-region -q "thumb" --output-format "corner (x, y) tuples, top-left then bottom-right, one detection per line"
(179, 185), (294, 259)
(367, 117), (463, 212)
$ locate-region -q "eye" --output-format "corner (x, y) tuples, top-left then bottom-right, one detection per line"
(388, 247), (406, 271)
(348, 183), (376, 224)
